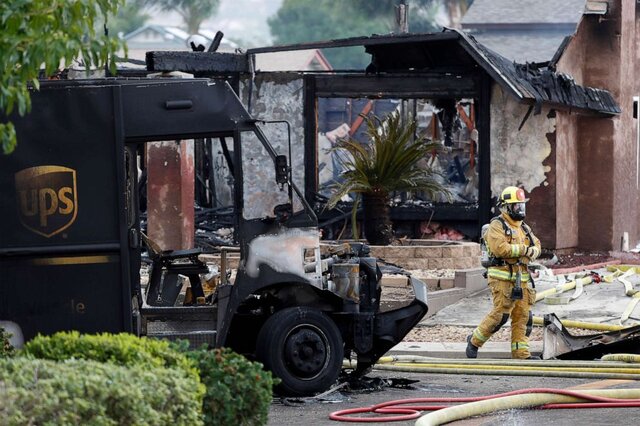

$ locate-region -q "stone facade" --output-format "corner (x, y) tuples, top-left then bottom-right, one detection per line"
(369, 241), (481, 271)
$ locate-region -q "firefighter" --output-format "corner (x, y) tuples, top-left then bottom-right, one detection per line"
(466, 186), (541, 359)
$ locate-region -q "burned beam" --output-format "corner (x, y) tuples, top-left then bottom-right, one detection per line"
(391, 203), (478, 221)
(246, 31), (460, 55)
(314, 74), (480, 98)
(146, 51), (248, 74)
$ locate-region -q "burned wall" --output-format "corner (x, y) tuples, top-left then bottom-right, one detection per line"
(489, 85), (554, 194)
(489, 84), (556, 247)
(237, 73), (306, 219)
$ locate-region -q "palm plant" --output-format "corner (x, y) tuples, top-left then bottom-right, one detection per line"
(327, 112), (449, 245)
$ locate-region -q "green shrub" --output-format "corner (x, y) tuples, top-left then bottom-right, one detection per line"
(186, 347), (277, 426)
(0, 357), (203, 425)
(0, 327), (14, 358)
(22, 331), (198, 382)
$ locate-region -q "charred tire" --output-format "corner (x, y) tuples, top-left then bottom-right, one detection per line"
(256, 307), (343, 396)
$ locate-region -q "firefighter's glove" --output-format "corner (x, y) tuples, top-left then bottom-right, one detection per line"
(524, 246), (540, 260)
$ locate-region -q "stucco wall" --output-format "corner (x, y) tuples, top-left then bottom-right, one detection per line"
(554, 113), (579, 249)
(490, 84), (556, 246)
(490, 85), (554, 196)
(237, 73), (306, 219)
(557, 11), (612, 251)
(555, 1), (639, 250)
(611, 0), (639, 251)
(554, 16), (585, 251)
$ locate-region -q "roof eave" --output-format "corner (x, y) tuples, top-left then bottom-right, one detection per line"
(451, 28), (525, 100)
(519, 98), (620, 117)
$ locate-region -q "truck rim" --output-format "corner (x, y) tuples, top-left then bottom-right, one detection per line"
(284, 324), (331, 380)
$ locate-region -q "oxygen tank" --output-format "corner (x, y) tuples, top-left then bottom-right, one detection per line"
(480, 223), (491, 268)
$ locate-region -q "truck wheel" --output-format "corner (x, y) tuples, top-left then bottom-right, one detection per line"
(256, 307), (343, 396)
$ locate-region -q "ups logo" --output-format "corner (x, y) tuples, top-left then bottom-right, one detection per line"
(14, 166), (78, 238)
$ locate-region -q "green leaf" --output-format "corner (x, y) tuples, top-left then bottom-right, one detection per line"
(1, 0), (126, 154)
(0, 122), (17, 154)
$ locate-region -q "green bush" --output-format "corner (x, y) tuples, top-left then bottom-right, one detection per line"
(0, 327), (14, 358)
(0, 357), (203, 425)
(186, 347), (277, 426)
(22, 331), (198, 382)
(20, 332), (275, 425)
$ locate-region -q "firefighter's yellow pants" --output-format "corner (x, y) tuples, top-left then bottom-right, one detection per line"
(470, 278), (536, 359)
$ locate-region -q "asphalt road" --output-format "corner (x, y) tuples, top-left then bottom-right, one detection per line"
(267, 370), (640, 425)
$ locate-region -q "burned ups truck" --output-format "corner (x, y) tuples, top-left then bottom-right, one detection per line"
(0, 78), (428, 395)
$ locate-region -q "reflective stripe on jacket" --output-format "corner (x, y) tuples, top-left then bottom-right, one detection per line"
(485, 212), (541, 282)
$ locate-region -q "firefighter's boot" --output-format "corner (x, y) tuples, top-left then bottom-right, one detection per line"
(466, 335), (478, 358)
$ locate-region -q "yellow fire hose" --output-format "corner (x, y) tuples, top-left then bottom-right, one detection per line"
(531, 316), (628, 331)
(531, 265), (640, 328)
(602, 353), (640, 363)
(345, 356), (640, 380)
(415, 388), (640, 426)
(375, 266), (640, 425)
(373, 355), (640, 367)
(534, 275), (595, 303)
(373, 364), (640, 380)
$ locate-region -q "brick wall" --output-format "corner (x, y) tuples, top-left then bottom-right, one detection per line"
(369, 241), (481, 270)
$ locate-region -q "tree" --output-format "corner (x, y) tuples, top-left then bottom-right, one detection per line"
(143, 0), (220, 35)
(268, 0), (444, 69)
(268, 0), (386, 69)
(348, 0), (441, 33)
(108, 0), (150, 37)
(1, 0), (125, 154)
(327, 112), (450, 245)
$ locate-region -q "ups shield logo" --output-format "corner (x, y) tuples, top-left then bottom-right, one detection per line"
(15, 166), (78, 238)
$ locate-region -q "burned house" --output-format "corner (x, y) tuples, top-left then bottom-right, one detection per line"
(143, 0), (637, 252)
(460, 0), (638, 252)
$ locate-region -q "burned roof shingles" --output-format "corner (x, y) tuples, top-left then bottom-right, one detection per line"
(465, 34), (620, 116)
(246, 28), (620, 116)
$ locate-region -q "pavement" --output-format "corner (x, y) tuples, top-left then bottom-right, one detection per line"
(388, 340), (543, 359)
(387, 264), (640, 359)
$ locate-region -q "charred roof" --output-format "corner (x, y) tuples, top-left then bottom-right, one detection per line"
(149, 28), (620, 116)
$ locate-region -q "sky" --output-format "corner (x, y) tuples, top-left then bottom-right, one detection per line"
(147, 0), (284, 46)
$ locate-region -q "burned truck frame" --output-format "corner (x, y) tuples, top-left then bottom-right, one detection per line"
(0, 78), (428, 395)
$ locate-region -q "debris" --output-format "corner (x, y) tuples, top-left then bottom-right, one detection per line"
(419, 221), (466, 241)
(542, 313), (640, 360)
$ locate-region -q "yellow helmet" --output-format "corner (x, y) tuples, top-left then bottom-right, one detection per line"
(499, 186), (528, 220)
(499, 186), (528, 205)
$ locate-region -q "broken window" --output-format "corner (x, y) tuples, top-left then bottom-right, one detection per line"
(316, 97), (479, 204)
(241, 127), (303, 220)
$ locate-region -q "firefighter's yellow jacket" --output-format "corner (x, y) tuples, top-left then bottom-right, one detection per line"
(485, 212), (541, 283)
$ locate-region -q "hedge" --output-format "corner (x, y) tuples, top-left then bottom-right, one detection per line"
(22, 331), (199, 383)
(185, 346), (277, 426)
(21, 332), (276, 426)
(0, 357), (204, 425)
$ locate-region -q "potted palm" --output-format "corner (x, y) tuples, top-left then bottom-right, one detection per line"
(327, 112), (449, 245)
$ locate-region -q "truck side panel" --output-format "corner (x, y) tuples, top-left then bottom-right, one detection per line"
(0, 84), (132, 340)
